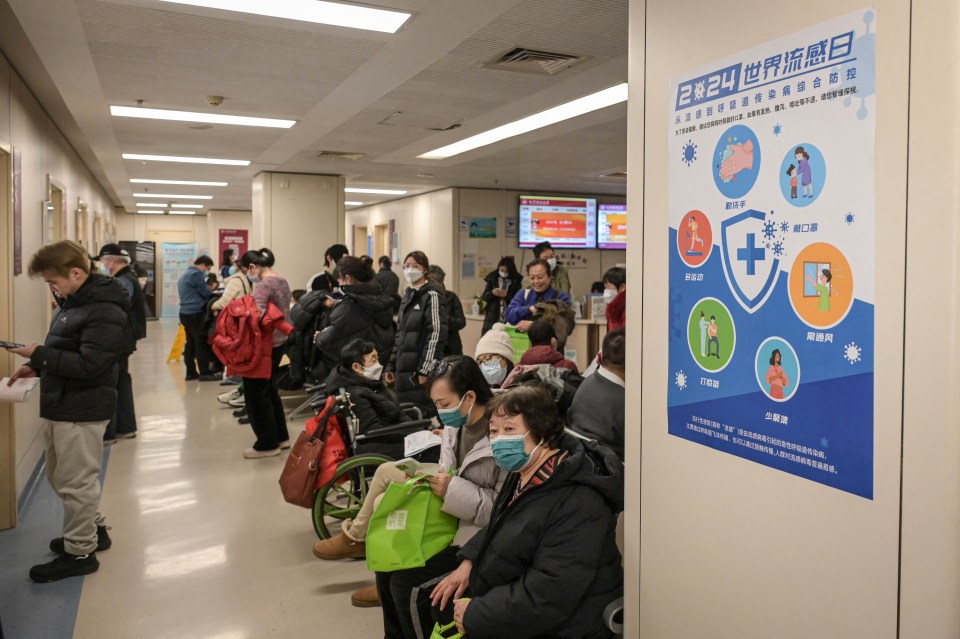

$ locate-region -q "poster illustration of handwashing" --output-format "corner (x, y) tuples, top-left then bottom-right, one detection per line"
(667, 9), (876, 498)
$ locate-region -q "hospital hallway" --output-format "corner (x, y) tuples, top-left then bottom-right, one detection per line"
(0, 319), (380, 639)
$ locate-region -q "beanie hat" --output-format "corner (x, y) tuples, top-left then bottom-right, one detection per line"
(475, 322), (514, 361)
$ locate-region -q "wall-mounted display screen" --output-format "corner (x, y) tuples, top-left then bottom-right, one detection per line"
(597, 204), (627, 249)
(518, 196), (597, 249)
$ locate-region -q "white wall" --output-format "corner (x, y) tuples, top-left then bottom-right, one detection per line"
(0, 51), (121, 503)
(116, 209), (252, 259)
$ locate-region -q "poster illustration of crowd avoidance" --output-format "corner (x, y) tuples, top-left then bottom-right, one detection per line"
(667, 9), (876, 498)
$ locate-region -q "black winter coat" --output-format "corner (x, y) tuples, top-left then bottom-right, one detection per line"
(325, 365), (401, 434)
(314, 283), (396, 372)
(29, 274), (129, 422)
(481, 271), (521, 334)
(388, 282), (447, 400)
(458, 435), (624, 639)
(114, 265), (147, 350)
(443, 289), (466, 356)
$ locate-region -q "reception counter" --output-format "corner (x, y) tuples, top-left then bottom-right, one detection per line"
(459, 314), (607, 371)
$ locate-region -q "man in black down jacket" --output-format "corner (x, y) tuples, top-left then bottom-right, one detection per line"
(7, 241), (128, 583)
(314, 283), (396, 377)
(97, 243), (146, 441)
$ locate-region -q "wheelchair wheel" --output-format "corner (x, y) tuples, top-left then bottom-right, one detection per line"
(312, 454), (392, 539)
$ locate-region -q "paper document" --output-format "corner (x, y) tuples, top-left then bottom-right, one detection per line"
(403, 430), (442, 457)
(394, 458), (441, 478)
(0, 377), (39, 403)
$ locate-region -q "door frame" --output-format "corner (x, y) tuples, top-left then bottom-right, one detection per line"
(0, 143), (16, 529)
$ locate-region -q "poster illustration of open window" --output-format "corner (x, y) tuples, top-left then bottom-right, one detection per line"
(667, 9), (876, 498)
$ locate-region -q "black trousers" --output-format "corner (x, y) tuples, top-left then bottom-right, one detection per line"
(376, 545), (462, 639)
(104, 353), (136, 439)
(180, 312), (213, 377)
(243, 347), (289, 451)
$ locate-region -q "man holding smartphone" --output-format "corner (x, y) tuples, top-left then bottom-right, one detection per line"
(6, 240), (128, 582)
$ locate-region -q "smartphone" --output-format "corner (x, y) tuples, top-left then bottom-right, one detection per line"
(0, 340), (25, 349)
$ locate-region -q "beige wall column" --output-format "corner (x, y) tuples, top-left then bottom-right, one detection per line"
(252, 172), (345, 291)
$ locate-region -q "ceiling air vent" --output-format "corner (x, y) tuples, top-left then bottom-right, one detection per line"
(482, 47), (586, 76)
(314, 150), (366, 161)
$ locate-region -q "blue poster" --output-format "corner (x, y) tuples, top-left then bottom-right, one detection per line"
(667, 10), (876, 498)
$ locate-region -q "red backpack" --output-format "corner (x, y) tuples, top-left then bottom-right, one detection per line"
(210, 296), (261, 373)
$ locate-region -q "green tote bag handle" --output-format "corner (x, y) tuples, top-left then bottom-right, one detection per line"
(429, 621), (463, 639)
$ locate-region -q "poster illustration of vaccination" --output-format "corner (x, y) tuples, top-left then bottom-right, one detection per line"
(667, 9), (876, 498)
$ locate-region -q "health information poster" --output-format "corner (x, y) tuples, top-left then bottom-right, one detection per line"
(667, 9), (877, 498)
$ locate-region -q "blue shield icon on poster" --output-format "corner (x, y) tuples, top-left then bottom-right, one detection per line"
(720, 209), (780, 313)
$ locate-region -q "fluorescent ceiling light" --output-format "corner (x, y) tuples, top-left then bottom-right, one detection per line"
(123, 153), (250, 166)
(137, 210), (166, 215)
(112, 106), (295, 129)
(133, 193), (213, 200)
(418, 83), (629, 160)
(136, 202), (168, 208)
(345, 201), (364, 206)
(168, 210), (198, 215)
(159, 0), (411, 34)
(344, 188), (407, 195)
(170, 203), (205, 209)
(131, 179), (228, 187)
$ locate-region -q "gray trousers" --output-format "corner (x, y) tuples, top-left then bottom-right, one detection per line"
(42, 418), (108, 555)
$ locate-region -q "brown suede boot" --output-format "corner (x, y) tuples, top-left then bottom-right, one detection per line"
(351, 584), (381, 608)
(312, 533), (366, 560)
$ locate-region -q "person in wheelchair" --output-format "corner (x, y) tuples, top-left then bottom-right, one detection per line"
(324, 338), (403, 458)
(313, 355), (505, 639)
(430, 385), (623, 639)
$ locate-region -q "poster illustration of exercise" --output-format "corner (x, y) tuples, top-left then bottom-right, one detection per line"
(667, 9), (876, 498)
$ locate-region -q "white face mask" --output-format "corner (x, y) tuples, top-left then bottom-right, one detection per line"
(360, 362), (383, 381)
(480, 359), (507, 385)
(603, 288), (618, 303)
(498, 270), (509, 279)
(403, 267), (422, 284)
(546, 258), (557, 270)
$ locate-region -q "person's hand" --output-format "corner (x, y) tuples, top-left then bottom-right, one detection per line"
(515, 320), (532, 332)
(719, 139), (754, 182)
(425, 472), (452, 497)
(453, 598), (471, 635)
(8, 343), (38, 359)
(528, 305), (537, 315)
(431, 428), (444, 437)
(417, 374), (428, 385)
(323, 298), (335, 309)
(431, 560), (473, 610)
(384, 371), (396, 385)
(492, 288), (506, 298)
(8, 365), (37, 384)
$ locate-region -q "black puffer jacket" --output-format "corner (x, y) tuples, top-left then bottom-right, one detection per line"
(325, 365), (401, 434)
(115, 265), (147, 350)
(314, 283), (396, 372)
(459, 434), (624, 639)
(29, 274), (129, 422)
(387, 281), (447, 399)
(481, 270), (521, 334)
(443, 289), (466, 356)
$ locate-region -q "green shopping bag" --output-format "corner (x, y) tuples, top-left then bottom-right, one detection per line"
(429, 621), (463, 639)
(504, 325), (531, 363)
(366, 476), (458, 572)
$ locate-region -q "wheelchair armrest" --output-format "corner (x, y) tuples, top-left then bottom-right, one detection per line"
(398, 402), (424, 421)
(352, 419), (434, 441)
(603, 597), (623, 635)
(304, 383), (327, 394)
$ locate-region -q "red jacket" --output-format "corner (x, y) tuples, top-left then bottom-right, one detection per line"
(518, 345), (580, 375)
(211, 296), (293, 379)
(606, 290), (626, 332)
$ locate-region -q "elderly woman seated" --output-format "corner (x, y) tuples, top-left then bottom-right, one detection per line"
(430, 385), (623, 639)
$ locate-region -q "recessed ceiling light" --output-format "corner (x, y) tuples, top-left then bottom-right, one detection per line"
(170, 203), (205, 209)
(344, 187), (407, 195)
(135, 202), (168, 208)
(345, 201), (364, 206)
(137, 210), (166, 215)
(112, 106), (296, 129)
(168, 210), (198, 215)
(133, 193), (213, 200)
(418, 83), (629, 160)
(122, 153), (250, 166)
(131, 179), (228, 187)
(158, 0), (411, 33)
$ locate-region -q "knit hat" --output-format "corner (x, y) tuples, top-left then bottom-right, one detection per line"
(475, 323), (514, 361)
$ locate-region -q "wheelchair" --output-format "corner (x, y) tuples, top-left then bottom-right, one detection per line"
(306, 386), (435, 540)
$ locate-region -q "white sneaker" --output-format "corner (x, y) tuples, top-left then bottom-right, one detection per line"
(218, 389), (241, 405)
(279, 439), (291, 450)
(243, 447), (281, 459)
(228, 396), (246, 408)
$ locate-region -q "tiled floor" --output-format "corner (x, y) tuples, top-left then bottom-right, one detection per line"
(3, 319), (382, 639)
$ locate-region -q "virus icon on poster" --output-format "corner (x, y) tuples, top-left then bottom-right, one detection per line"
(844, 212), (855, 225)
(682, 141), (698, 166)
(843, 342), (862, 364)
(773, 123), (783, 137)
(675, 371), (688, 390)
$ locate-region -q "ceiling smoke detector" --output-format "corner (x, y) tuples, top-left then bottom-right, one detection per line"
(483, 47), (587, 76)
(314, 150), (366, 161)
(205, 95), (224, 107)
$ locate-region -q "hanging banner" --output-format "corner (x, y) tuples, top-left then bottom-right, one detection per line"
(218, 229), (248, 269)
(161, 242), (198, 318)
(667, 9), (876, 498)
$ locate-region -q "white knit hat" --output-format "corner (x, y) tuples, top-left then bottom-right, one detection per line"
(475, 322), (514, 361)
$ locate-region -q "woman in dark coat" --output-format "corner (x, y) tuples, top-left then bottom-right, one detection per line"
(385, 251), (448, 410)
(481, 257), (522, 334)
(431, 385), (623, 639)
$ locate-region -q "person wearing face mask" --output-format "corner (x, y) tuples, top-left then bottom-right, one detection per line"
(474, 323), (515, 388)
(306, 243), (349, 292)
(601, 266), (626, 332)
(211, 257), (254, 387)
(313, 256), (396, 380)
(480, 256), (522, 334)
(177, 255), (218, 381)
(385, 251), (448, 410)
(526, 241), (571, 295)
(314, 355), (504, 635)
(220, 248), (235, 280)
(431, 385), (623, 639)
(504, 258), (572, 332)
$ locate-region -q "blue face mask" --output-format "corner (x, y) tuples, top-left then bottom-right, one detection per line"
(480, 360), (507, 386)
(490, 432), (542, 472)
(228, 265), (238, 275)
(437, 393), (473, 429)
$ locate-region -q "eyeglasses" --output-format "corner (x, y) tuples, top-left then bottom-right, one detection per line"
(423, 359), (450, 377)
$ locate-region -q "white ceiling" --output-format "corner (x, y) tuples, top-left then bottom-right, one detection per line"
(0, 0), (628, 212)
